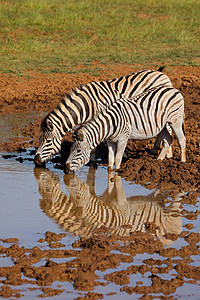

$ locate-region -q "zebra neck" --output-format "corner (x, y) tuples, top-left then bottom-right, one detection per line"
(48, 107), (76, 138)
(82, 117), (114, 149)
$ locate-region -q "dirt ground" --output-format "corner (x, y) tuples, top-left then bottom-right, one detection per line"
(0, 64), (200, 299)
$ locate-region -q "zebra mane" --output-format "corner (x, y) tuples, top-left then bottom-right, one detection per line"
(122, 84), (165, 103)
(68, 82), (96, 97)
(68, 86), (79, 96)
(64, 85), (90, 103)
(72, 119), (96, 142)
(73, 130), (84, 141)
(40, 114), (54, 132)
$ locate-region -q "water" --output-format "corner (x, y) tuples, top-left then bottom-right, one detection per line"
(0, 152), (199, 299)
(0, 152), (183, 245)
(0, 112), (44, 141)
(0, 112), (199, 299)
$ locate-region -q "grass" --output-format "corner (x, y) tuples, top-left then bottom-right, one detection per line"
(0, 0), (199, 75)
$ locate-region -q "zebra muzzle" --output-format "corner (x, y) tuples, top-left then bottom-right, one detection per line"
(34, 154), (46, 167)
(64, 162), (74, 174)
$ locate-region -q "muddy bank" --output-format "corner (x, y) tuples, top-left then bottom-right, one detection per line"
(0, 226), (200, 299)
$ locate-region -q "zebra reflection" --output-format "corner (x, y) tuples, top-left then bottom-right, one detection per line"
(34, 167), (183, 244)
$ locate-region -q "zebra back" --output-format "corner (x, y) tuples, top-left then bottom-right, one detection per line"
(44, 69), (172, 136)
(76, 85), (184, 147)
(64, 84), (185, 173)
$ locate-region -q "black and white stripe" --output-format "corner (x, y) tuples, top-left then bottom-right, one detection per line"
(34, 167), (182, 242)
(65, 85), (186, 173)
(34, 68), (173, 166)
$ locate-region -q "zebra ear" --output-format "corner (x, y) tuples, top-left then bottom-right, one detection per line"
(40, 117), (47, 131)
(46, 120), (54, 132)
(73, 131), (84, 141)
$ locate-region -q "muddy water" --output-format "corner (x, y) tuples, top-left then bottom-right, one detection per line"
(0, 114), (200, 300)
(0, 112), (43, 141)
(35, 166), (184, 242)
(0, 153), (160, 245)
(0, 150), (200, 299)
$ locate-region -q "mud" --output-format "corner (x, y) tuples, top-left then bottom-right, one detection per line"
(0, 64), (200, 299)
(0, 227), (200, 298)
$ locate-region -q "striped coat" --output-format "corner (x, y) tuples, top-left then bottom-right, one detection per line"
(34, 68), (173, 166)
(65, 85), (186, 173)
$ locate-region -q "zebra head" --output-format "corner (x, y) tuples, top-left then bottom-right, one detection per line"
(65, 131), (91, 174)
(34, 118), (62, 167)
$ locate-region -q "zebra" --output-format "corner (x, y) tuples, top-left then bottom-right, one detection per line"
(65, 85), (186, 173)
(34, 68), (173, 167)
(34, 167), (183, 243)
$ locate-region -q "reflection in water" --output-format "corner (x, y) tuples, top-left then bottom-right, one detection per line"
(34, 167), (183, 244)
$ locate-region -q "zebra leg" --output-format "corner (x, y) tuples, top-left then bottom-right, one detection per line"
(166, 124), (173, 158)
(152, 124), (173, 158)
(113, 174), (128, 208)
(89, 148), (96, 161)
(107, 140), (117, 171)
(151, 133), (162, 155)
(157, 127), (173, 161)
(115, 138), (128, 170)
(170, 122), (186, 162)
(107, 171), (115, 194)
(86, 167), (96, 194)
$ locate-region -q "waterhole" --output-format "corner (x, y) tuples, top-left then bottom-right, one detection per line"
(0, 113), (199, 299)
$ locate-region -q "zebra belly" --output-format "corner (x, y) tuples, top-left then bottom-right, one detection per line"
(129, 126), (163, 140)
(129, 133), (157, 140)
(108, 125), (163, 143)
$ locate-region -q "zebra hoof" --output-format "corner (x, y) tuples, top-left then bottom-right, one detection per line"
(150, 148), (159, 155)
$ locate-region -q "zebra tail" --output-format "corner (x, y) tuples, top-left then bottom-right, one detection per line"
(157, 66), (166, 72)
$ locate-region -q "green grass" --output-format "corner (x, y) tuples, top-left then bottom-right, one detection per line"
(0, 0), (199, 75)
